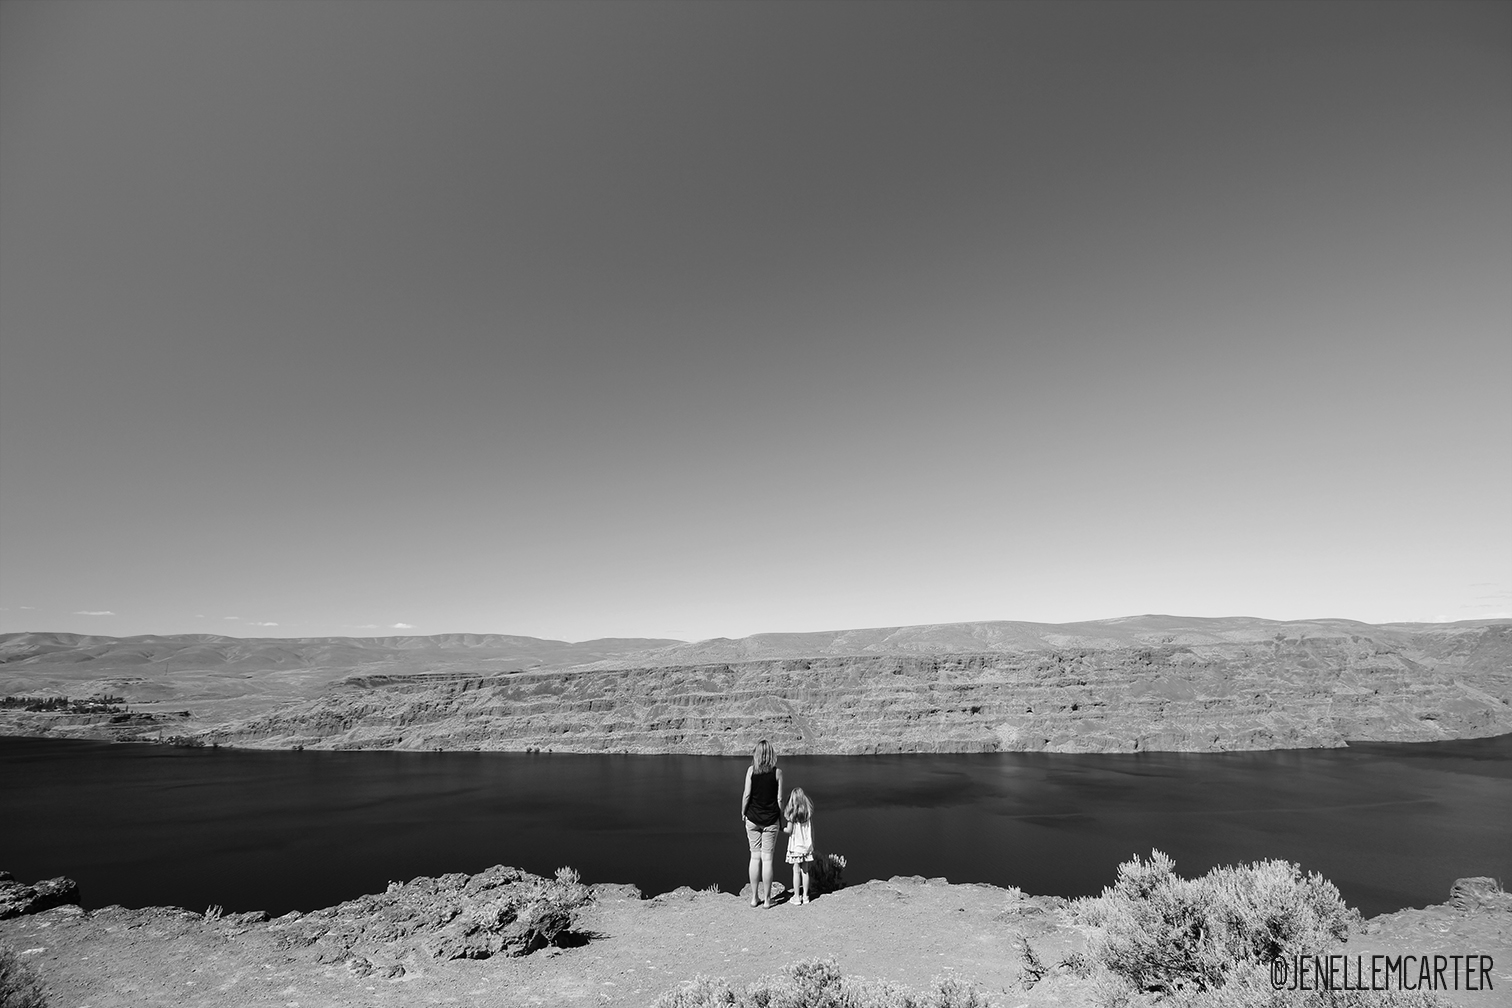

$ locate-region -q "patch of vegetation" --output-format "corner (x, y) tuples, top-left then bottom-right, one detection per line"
(1070, 851), (1445, 1007)
(810, 852), (846, 896)
(0, 943), (49, 1008)
(655, 957), (987, 1008)
(1016, 935), (1047, 988)
(0, 695), (124, 714)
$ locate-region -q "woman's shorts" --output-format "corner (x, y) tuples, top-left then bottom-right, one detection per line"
(744, 820), (779, 855)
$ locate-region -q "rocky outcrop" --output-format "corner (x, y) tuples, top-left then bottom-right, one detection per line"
(1450, 877), (1512, 914)
(207, 619), (1512, 754)
(268, 865), (594, 973)
(0, 871), (81, 919)
(0, 708), (192, 742)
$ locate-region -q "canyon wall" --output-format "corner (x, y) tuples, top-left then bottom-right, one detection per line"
(205, 621), (1512, 753)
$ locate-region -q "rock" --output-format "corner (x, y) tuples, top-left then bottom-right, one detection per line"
(739, 881), (787, 899)
(1450, 877), (1512, 913)
(282, 864), (593, 962)
(0, 873), (81, 919)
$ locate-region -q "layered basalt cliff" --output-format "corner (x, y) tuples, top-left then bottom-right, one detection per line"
(207, 621), (1512, 753)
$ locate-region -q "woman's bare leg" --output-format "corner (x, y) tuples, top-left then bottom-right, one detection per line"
(748, 853), (761, 907)
(760, 855), (774, 907)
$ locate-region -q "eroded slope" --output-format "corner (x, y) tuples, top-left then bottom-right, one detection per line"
(207, 620), (1512, 753)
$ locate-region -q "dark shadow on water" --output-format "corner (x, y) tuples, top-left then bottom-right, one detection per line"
(2, 734), (1508, 918)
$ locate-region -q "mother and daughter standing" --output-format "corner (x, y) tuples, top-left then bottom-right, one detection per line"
(739, 739), (816, 909)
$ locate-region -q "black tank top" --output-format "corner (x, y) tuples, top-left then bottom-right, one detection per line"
(746, 769), (780, 827)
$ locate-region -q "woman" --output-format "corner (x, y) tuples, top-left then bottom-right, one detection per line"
(740, 738), (784, 908)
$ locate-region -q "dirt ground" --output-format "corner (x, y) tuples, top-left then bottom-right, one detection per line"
(4, 878), (1509, 1007)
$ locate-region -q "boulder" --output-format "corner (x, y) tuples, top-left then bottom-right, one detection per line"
(0, 873), (81, 919)
(284, 864), (593, 962)
(1450, 877), (1512, 913)
(739, 881), (787, 900)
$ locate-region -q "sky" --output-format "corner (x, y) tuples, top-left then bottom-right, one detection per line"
(1, 1), (1508, 643)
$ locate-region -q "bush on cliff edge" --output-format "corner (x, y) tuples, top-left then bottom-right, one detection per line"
(1070, 851), (1445, 1007)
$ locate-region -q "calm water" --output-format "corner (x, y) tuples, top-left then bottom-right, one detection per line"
(2, 735), (1508, 918)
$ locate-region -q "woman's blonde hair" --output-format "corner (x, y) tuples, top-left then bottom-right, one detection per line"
(752, 739), (777, 774)
(784, 787), (813, 823)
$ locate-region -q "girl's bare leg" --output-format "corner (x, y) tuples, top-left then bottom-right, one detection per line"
(801, 865), (811, 903)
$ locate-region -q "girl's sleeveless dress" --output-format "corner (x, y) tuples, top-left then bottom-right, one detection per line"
(785, 819), (814, 863)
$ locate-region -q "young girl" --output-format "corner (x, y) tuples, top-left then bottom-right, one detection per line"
(782, 788), (815, 905)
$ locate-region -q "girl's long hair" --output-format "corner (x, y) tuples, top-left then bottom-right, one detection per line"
(752, 739), (777, 774)
(784, 787), (813, 823)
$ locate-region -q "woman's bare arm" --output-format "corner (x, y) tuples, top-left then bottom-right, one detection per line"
(740, 766), (752, 820)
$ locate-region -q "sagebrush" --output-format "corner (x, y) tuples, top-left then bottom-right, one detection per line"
(655, 957), (986, 1008)
(1070, 851), (1444, 1007)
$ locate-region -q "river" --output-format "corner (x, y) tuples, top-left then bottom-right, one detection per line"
(2, 734), (1508, 917)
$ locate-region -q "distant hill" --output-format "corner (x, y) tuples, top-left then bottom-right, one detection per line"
(0, 631), (685, 676)
(4, 616), (1505, 754)
(0, 631), (683, 732)
(570, 615), (1507, 667)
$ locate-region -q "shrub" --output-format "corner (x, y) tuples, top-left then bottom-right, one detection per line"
(1070, 852), (1444, 1007)
(810, 853), (847, 896)
(0, 944), (48, 1008)
(654, 958), (986, 1008)
(1071, 851), (1357, 996)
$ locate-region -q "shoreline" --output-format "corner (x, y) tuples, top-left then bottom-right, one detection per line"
(6, 723), (1512, 754)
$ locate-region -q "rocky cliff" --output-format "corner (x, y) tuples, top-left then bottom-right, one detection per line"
(204, 618), (1512, 754)
(0, 631), (682, 739)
